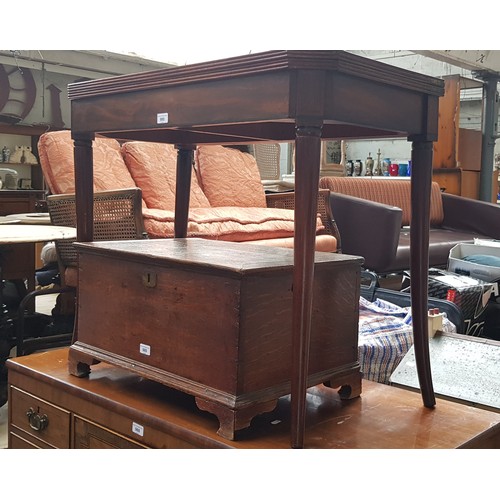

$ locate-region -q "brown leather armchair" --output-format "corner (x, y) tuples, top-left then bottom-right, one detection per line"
(319, 177), (500, 275)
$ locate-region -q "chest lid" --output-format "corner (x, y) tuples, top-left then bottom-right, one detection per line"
(74, 238), (363, 277)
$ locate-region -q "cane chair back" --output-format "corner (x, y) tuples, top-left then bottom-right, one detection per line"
(47, 188), (146, 271)
(265, 189), (342, 252)
(253, 143), (281, 181)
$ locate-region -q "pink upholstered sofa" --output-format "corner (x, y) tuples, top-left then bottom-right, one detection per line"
(38, 131), (338, 252)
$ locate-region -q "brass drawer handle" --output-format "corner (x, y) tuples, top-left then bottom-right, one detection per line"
(26, 407), (49, 432)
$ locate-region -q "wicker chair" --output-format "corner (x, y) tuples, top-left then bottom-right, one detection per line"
(48, 188), (146, 280)
(253, 143), (281, 181)
(15, 188), (146, 356)
(265, 188), (342, 252)
(251, 142), (297, 192)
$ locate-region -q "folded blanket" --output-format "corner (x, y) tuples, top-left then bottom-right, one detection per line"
(358, 296), (456, 384)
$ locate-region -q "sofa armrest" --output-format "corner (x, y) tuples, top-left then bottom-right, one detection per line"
(441, 193), (500, 239)
(266, 189), (342, 248)
(329, 192), (402, 271)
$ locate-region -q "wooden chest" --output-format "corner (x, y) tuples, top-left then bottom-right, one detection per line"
(69, 238), (363, 439)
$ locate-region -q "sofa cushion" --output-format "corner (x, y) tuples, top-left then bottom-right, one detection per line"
(142, 206), (325, 242)
(195, 145), (267, 208)
(121, 141), (210, 210)
(38, 130), (136, 194)
(242, 234), (337, 252)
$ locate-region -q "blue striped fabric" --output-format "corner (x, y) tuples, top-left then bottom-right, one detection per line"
(358, 296), (456, 384)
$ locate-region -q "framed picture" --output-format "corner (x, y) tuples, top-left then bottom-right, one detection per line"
(18, 178), (32, 189)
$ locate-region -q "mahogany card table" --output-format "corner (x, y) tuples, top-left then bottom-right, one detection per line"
(67, 50), (445, 447)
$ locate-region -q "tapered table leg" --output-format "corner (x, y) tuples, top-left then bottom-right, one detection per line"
(290, 124), (322, 448)
(410, 140), (435, 408)
(73, 133), (95, 243)
(175, 145), (195, 238)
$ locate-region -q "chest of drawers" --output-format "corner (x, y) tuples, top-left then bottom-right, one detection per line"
(0, 190), (45, 216)
(8, 348), (500, 449)
(7, 349), (222, 448)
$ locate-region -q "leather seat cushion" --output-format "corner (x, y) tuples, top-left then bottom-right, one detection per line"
(395, 228), (478, 272)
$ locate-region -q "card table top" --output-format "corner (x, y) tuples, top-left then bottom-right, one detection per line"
(0, 223), (76, 244)
(3, 213), (52, 225)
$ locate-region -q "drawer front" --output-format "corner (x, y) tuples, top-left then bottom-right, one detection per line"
(9, 429), (52, 449)
(10, 386), (71, 448)
(73, 416), (147, 449)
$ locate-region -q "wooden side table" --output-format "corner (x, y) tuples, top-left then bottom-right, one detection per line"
(68, 50), (445, 447)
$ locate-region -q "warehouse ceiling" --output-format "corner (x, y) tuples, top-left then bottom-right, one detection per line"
(415, 50), (500, 75)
